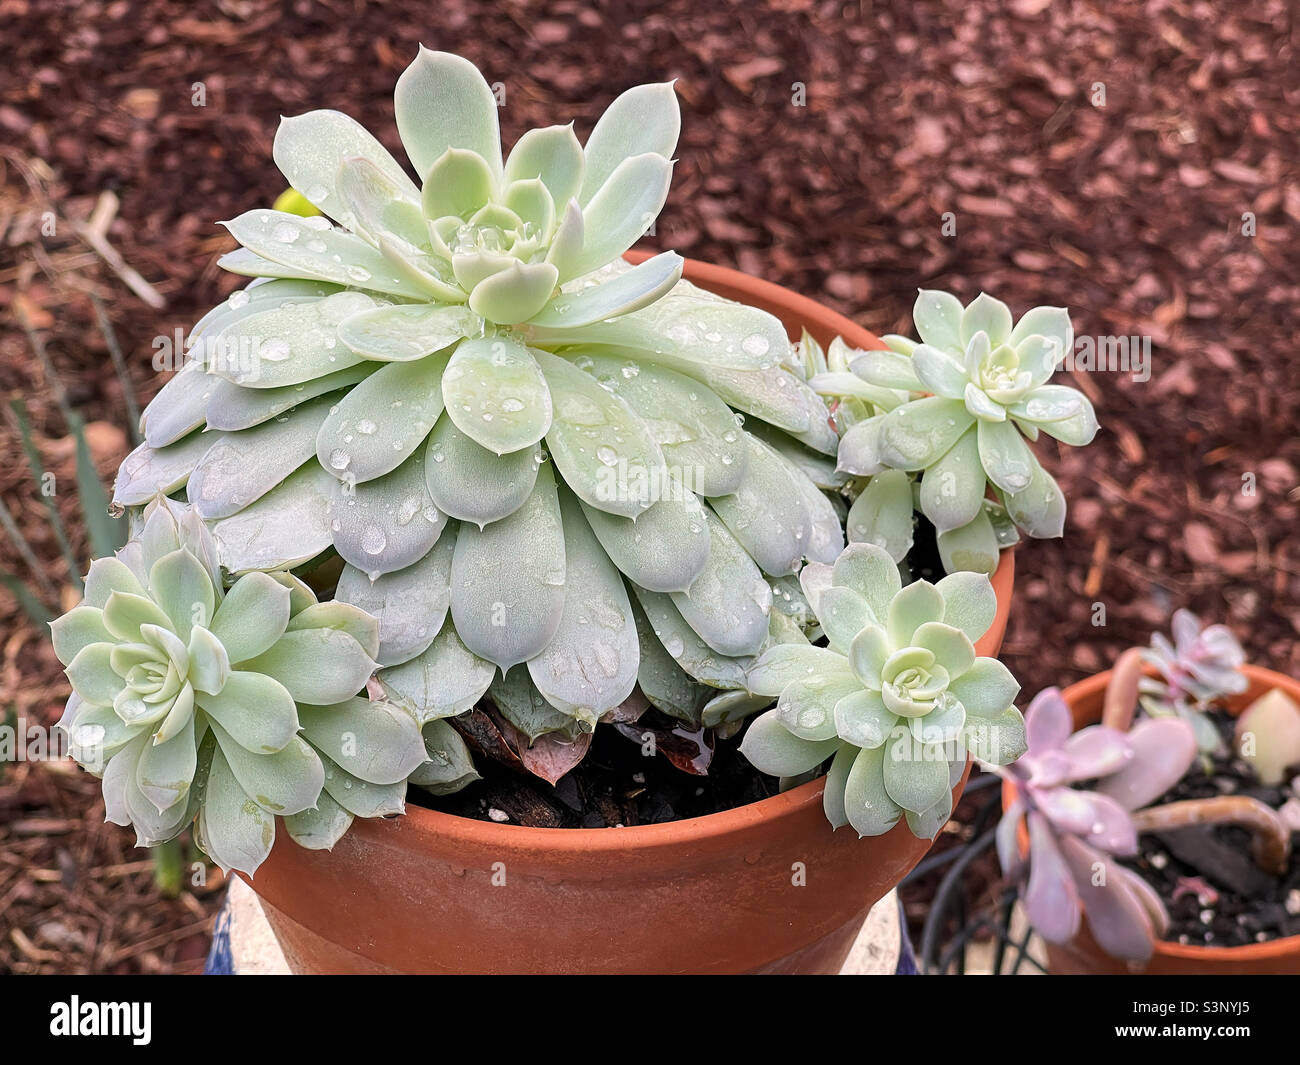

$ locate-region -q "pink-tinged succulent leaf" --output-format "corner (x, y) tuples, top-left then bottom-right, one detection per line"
(1112, 863), (1171, 940)
(1077, 791), (1139, 856)
(1060, 724), (1132, 781)
(518, 729), (595, 786)
(614, 720), (714, 776)
(1059, 834), (1156, 963)
(1024, 686), (1072, 752)
(997, 797), (1026, 879)
(1093, 717), (1197, 810)
(1024, 811), (1082, 944)
(1034, 787), (1097, 836)
(1028, 748), (1072, 789)
(1170, 608), (1201, 652)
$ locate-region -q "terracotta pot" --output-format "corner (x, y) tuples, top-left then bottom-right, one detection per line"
(1011, 663), (1300, 975)
(247, 255), (1018, 974)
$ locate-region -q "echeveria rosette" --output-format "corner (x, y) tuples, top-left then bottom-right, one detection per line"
(112, 49), (844, 777)
(996, 688), (1197, 963)
(738, 542), (1025, 839)
(50, 498), (426, 876)
(830, 290), (1097, 574)
(1139, 609), (1248, 753)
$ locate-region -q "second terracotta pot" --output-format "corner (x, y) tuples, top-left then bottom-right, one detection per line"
(1027, 664), (1300, 975)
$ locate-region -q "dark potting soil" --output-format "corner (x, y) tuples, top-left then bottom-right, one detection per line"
(412, 713), (780, 828)
(411, 517), (951, 829)
(1122, 707), (1300, 948)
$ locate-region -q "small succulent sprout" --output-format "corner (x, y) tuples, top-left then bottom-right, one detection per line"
(806, 334), (910, 432)
(116, 49), (847, 785)
(50, 497), (426, 876)
(1234, 688), (1300, 786)
(739, 542), (1024, 838)
(823, 291), (1097, 573)
(996, 688), (1199, 963)
(1140, 608), (1248, 752)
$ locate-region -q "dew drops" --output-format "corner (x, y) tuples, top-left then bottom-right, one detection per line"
(396, 495), (421, 525)
(328, 448), (351, 471)
(502, 398), (524, 413)
(305, 238), (327, 254)
(261, 338), (291, 362)
(596, 445), (618, 467)
(305, 185), (329, 204)
(361, 526), (387, 556)
(228, 290), (250, 309)
(742, 333), (770, 358)
(272, 222), (300, 244)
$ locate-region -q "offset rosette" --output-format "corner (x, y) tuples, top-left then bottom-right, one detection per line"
(740, 543), (1025, 838)
(51, 498), (425, 874)
(812, 292), (1097, 574)
(113, 50), (845, 770)
(1140, 608), (1248, 752)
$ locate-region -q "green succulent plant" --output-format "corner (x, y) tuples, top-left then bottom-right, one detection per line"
(51, 497), (426, 875)
(111, 49), (845, 767)
(739, 542), (1025, 837)
(811, 291), (1097, 574)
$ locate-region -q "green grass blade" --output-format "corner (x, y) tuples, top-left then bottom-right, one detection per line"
(10, 399), (84, 591)
(69, 411), (127, 559)
(0, 571), (54, 626)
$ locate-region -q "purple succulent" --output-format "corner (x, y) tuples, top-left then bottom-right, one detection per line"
(996, 687), (1198, 963)
(1141, 609), (1247, 752)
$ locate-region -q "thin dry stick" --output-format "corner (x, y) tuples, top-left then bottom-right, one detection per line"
(17, 313), (76, 428)
(89, 293), (142, 441)
(71, 204), (166, 310)
(0, 494), (57, 601)
(1132, 795), (1291, 876)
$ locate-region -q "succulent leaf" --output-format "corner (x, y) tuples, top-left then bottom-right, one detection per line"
(448, 461), (566, 669)
(394, 47), (503, 181)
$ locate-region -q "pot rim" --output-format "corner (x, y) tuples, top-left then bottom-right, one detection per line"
(1012, 661), (1300, 963)
(390, 252), (1016, 854)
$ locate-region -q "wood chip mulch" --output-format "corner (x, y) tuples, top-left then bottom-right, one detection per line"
(1, 0), (1296, 972)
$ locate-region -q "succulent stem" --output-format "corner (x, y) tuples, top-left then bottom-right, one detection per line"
(1101, 646), (1145, 732)
(1131, 795), (1291, 876)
